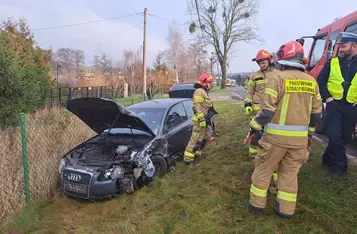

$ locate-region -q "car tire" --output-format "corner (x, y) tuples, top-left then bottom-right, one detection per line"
(315, 105), (326, 134)
(151, 155), (167, 178)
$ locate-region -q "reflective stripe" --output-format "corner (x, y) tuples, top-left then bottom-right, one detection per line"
(265, 88), (278, 98)
(316, 93), (322, 101)
(248, 80), (255, 86)
(277, 191), (297, 202)
(196, 150), (202, 155)
(194, 96), (204, 103)
(308, 96), (313, 122)
(308, 127), (315, 134)
(192, 116), (198, 121)
(249, 147), (258, 153)
(273, 173), (278, 182)
(250, 184), (267, 197)
(252, 103), (261, 111)
(279, 94), (290, 125)
(250, 118), (262, 130)
(252, 106), (261, 111)
(184, 150), (195, 159)
(255, 79), (268, 85)
(265, 123), (308, 137)
(196, 113), (204, 119)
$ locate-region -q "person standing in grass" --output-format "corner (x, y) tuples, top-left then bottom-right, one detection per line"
(183, 73), (215, 167)
(247, 41), (322, 218)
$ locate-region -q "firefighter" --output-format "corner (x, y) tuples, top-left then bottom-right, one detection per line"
(183, 73), (215, 167)
(317, 32), (357, 178)
(244, 50), (280, 158)
(247, 41), (322, 218)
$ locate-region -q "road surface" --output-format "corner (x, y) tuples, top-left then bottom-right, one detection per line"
(228, 86), (357, 157)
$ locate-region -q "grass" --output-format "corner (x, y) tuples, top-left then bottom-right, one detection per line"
(4, 102), (357, 234)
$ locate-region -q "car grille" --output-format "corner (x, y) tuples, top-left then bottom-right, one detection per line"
(62, 169), (92, 199)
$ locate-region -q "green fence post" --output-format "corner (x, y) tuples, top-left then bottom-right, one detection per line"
(20, 113), (30, 204)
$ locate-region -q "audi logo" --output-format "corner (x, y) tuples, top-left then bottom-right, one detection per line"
(67, 173), (81, 182)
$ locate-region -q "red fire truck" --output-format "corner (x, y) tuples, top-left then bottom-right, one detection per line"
(297, 10), (357, 136)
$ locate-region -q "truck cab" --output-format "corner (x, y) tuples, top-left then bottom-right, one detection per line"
(297, 10), (357, 134)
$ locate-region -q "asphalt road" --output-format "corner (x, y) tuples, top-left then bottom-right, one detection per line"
(228, 85), (357, 157)
(228, 86), (246, 100)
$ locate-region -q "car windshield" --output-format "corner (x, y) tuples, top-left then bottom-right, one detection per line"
(128, 108), (166, 135)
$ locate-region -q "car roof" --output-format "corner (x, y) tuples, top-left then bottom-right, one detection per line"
(171, 82), (196, 90)
(127, 98), (190, 109)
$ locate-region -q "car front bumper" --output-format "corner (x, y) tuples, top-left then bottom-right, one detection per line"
(60, 168), (118, 200)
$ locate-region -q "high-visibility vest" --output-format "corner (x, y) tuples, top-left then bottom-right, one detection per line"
(327, 57), (357, 103)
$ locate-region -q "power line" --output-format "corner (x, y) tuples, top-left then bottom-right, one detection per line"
(32, 13), (142, 31)
(147, 13), (186, 27)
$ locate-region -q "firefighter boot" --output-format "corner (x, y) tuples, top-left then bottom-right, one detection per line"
(184, 159), (201, 167)
(197, 151), (208, 159)
(248, 203), (263, 215)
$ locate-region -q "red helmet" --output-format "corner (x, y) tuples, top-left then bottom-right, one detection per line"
(252, 50), (273, 63)
(198, 73), (215, 86)
(276, 41), (305, 70)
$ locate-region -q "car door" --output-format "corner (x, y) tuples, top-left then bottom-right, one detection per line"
(182, 100), (194, 140)
(163, 102), (189, 154)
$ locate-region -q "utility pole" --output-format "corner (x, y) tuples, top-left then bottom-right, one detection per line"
(143, 8), (148, 100)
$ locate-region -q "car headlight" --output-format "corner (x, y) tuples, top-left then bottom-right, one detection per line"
(103, 166), (125, 180)
(58, 158), (66, 174)
(111, 166), (125, 179)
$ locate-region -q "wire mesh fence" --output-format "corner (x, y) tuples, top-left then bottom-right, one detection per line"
(0, 89), (168, 223)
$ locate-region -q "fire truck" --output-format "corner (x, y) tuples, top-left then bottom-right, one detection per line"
(297, 10), (357, 136)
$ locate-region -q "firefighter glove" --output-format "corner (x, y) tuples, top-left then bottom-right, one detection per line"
(199, 120), (206, 128)
(245, 106), (253, 116)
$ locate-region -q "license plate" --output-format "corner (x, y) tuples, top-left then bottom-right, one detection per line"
(64, 182), (87, 194)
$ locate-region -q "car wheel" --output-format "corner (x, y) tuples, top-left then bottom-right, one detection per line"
(151, 155), (167, 178)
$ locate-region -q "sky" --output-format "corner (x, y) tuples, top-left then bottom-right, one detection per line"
(0, 0), (355, 73)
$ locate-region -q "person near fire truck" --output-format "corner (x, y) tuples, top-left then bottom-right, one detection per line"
(247, 41), (322, 218)
(183, 73), (215, 167)
(317, 32), (357, 178)
(244, 50), (280, 193)
(244, 50), (280, 158)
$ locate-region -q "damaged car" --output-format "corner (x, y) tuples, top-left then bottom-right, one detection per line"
(58, 97), (193, 200)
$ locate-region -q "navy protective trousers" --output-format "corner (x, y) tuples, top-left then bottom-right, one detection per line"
(322, 100), (357, 173)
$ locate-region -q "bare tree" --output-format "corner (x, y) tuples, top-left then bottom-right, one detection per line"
(189, 0), (259, 88)
(54, 48), (85, 76)
(166, 25), (185, 83)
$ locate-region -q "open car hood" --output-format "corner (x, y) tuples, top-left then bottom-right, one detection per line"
(67, 98), (155, 136)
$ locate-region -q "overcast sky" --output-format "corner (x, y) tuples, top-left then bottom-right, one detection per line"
(0, 0), (355, 73)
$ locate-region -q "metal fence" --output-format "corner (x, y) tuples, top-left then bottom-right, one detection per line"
(0, 89), (167, 224)
(45, 86), (165, 108)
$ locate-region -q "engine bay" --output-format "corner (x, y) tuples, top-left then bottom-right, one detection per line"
(69, 134), (151, 165)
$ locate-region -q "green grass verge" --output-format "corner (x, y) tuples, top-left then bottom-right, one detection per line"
(4, 101), (357, 234)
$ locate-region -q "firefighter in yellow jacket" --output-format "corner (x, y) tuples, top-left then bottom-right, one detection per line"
(183, 73), (215, 167)
(248, 41), (322, 218)
(245, 50), (280, 158)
